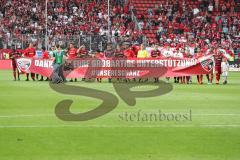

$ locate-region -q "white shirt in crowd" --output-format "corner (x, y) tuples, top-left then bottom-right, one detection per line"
(98, 12), (103, 19)
(99, 27), (107, 35)
(173, 51), (184, 58)
(162, 49), (174, 58)
(73, 6), (78, 13)
(193, 8), (200, 15)
(188, 47), (195, 55)
(32, 7), (36, 13)
(208, 5), (213, 12)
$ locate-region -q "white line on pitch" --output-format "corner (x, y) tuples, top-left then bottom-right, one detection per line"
(194, 114), (240, 116)
(0, 124), (240, 128)
(0, 113), (240, 118)
(0, 114), (53, 118)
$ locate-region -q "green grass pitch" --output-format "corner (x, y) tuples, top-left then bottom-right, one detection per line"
(0, 70), (240, 160)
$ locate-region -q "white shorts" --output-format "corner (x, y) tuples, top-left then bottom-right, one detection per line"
(222, 71), (228, 77)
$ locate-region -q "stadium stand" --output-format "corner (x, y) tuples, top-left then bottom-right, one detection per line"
(0, 0), (239, 56)
(130, 0), (239, 50)
(0, 0), (141, 49)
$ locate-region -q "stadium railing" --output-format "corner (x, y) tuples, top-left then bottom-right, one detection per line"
(0, 34), (109, 52)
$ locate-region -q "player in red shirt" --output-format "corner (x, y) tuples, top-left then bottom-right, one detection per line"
(196, 49), (204, 84)
(10, 49), (22, 81)
(67, 43), (79, 82)
(42, 48), (49, 59)
(114, 46), (124, 58)
(123, 46), (136, 58)
(67, 43), (78, 60)
(151, 45), (161, 83)
(24, 43), (36, 58)
(38, 47), (49, 81)
(105, 44), (116, 83)
(78, 45), (90, 82)
(78, 45), (88, 58)
(214, 49), (223, 84)
(95, 50), (105, 59)
(150, 45), (161, 58)
(182, 51), (193, 84)
(77, 45), (92, 81)
(122, 43), (136, 82)
(94, 50), (105, 83)
(124, 49), (135, 58)
(132, 44), (140, 57)
(23, 43), (36, 81)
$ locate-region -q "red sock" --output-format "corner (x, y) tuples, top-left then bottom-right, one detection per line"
(197, 75), (201, 84)
(31, 73), (35, 79)
(216, 73), (220, 82)
(186, 76), (190, 83)
(200, 75), (203, 84)
(13, 71), (16, 80)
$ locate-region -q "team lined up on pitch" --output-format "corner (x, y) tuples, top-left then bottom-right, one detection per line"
(10, 42), (231, 85)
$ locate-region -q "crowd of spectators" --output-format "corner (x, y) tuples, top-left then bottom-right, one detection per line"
(0, 0), (239, 56)
(0, 0), (141, 48)
(133, 0), (240, 55)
